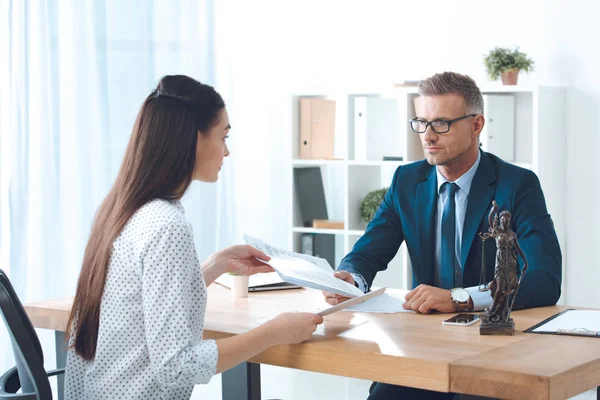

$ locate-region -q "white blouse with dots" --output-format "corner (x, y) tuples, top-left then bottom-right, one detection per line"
(64, 199), (219, 400)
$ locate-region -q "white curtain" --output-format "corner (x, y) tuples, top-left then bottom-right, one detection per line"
(0, 1), (229, 391)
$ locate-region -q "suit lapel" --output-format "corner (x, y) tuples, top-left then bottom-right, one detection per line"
(416, 167), (438, 285)
(461, 152), (497, 268)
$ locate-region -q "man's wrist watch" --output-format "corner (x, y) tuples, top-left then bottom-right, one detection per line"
(450, 288), (472, 312)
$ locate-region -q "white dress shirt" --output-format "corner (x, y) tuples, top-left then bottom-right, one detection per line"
(65, 199), (218, 400)
(434, 152), (492, 310)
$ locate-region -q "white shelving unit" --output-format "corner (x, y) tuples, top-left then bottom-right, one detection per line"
(289, 86), (566, 291)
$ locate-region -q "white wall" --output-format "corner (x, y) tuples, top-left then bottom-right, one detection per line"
(214, 0), (600, 305)
(192, 0), (600, 398)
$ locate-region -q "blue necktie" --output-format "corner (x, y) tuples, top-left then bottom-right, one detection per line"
(440, 182), (459, 289)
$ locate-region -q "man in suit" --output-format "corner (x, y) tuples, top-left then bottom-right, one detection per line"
(322, 72), (562, 400)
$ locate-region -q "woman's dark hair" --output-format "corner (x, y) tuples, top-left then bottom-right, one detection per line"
(66, 75), (225, 360)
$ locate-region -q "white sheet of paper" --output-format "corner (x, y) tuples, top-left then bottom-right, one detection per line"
(532, 310), (600, 333)
(318, 287), (387, 316)
(343, 288), (413, 313)
(244, 234), (364, 298)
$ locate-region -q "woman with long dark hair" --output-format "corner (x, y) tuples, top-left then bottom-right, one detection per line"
(64, 75), (323, 399)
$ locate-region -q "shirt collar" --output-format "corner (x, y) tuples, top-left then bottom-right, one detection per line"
(170, 199), (186, 214)
(436, 150), (481, 195)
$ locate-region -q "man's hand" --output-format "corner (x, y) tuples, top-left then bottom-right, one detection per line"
(322, 271), (356, 305)
(403, 284), (465, 314)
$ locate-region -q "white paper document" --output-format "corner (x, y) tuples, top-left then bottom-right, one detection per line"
(243, 234), (365, 298)
(318, 287), (387, 316)
(343, 288), (413, 313)
(531, 309), (600, 335)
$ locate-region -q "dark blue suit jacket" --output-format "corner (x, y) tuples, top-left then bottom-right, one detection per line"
(338, 151), (562, 309)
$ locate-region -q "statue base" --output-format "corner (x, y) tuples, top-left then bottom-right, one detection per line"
(479, 313), (515, 336)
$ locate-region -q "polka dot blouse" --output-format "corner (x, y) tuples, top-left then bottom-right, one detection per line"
(65, 199), (219, 399)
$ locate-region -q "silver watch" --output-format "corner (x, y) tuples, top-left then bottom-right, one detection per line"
(450, 288), (471, 311)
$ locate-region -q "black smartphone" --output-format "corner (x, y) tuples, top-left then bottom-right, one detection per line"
(442, 313), (480, 326)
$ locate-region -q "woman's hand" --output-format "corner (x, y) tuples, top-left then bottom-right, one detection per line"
(202, 245), (274, 286)
(203, 244), (274, 281)
(265, 312), (323, 345)
(218, 245), (274, 275)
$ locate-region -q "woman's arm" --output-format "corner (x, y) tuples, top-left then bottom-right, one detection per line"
(202, 245), (273, 286)
(214, 312), (321, 373)
(201, 254), (227, 286)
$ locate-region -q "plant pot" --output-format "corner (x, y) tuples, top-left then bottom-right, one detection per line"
(501, 68), (520, 85)
(230, 275), (249, 298)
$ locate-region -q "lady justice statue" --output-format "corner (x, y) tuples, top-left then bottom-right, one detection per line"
(478, 200), (528, 335)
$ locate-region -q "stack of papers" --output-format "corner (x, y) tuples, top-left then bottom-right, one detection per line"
(244, 234), (365, 298)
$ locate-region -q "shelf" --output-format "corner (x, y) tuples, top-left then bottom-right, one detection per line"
(291, 227), (345, 235)
(347, 160), (406, 167)
(293, 159), (534, 170)
(347, 230), (365, 236)
(387, 85), (560, 96)
(292, 159), (345, 166)
(480, 86), (537, 93)
(291, 227), (366, 236)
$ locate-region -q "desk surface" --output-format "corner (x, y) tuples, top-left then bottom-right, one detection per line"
(25, 285), (600, 400)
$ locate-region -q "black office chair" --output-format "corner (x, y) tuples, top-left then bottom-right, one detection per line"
(0, 269), (64, 399)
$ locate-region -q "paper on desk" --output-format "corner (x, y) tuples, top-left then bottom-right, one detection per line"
(244, 234), (365, 298)
(532, 310), (600, 333)
(343, 288), (413, 313)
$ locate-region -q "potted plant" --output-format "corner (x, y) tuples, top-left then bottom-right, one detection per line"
(484, 46), (535, 85)
(360, 188), (388, 223)
(228, 273), (249, 298)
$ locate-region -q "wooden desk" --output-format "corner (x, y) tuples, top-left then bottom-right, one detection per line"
(25, 285), (600, 400)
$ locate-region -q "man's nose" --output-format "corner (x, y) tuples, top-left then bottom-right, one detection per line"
(421, 125), (438, 142)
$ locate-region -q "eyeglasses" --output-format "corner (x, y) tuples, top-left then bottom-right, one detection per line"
(409, 114), (477, 134)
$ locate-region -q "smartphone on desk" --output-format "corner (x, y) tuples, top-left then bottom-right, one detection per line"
(442, 313), (480, 326)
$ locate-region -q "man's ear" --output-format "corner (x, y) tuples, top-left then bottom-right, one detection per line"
(472, 114), (485, 138)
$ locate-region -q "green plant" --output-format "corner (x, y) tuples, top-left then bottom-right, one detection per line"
(483, 46), (535, 80)
(360, 188), (388, 223)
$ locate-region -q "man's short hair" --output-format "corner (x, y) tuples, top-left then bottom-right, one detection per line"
(418, 72), (484, 114)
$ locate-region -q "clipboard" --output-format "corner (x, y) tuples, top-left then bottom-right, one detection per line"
(524, 308), (600, 338)
(524, 309), (574, 334)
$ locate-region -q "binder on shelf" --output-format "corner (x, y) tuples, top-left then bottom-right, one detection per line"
(294, 167), (328, 227)
(480, 94), (515, 161)
(300, 98), (336, 159)
(353, 97), (402, 161)
(299, 233), (336, 270)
